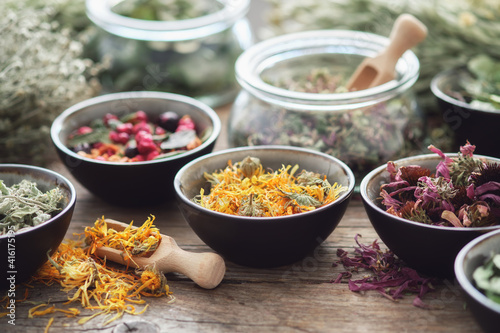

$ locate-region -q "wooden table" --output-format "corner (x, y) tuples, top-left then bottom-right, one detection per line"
(2, 106), (482, 333)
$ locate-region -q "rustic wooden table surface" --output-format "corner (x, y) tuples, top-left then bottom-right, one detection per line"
(1, 106), (483, 333)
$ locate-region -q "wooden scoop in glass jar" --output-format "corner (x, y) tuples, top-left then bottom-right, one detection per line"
(93, 219), (226, 289)
(346, 13), (428, 91)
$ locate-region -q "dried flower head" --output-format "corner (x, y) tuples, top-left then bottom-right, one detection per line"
(380, 142), (500, 227)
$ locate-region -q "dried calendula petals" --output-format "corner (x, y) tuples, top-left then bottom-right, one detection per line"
(85, 215), (161, 259)
(194, 157), (347, 217)
(17, 217), (174, 327)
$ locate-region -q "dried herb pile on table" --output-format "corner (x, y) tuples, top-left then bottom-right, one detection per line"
(0, 216), (173, 328)
(333, 235), (436, 308)
(380, 141), (500, 227)
(0, 180), (63, 234)
(194, 156), (347, 216)
(0, 0), (103, 165)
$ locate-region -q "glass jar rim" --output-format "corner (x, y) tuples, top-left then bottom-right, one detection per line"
(86, 0), (250, 41)
(235, 30), (420, 111)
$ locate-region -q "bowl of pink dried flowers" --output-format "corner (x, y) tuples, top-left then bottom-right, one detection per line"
(360, 142), (500, 278)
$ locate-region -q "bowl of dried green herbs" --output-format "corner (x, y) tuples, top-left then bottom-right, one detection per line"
(0, 164), (76, 289)
(431, 56), (500, 158)
(360, 142), (500, 278)
(455, 228), (500, 333)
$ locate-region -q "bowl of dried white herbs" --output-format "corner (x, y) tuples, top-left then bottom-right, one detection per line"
(0, 164), (76, 289)
(455, 228), (500, 333)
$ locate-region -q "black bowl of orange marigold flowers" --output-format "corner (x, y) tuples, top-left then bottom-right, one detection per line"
(360, 141), (500, 278)
(174, 145), (355, 268)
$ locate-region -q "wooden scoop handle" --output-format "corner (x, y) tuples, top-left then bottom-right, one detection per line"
(155, 238), (226, 290)
(96, 219), (226, 289)
(384, 14), (428, 65)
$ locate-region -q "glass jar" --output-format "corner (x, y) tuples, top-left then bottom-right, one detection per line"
(228, 30), (424, 183)
(85, 0), (252, 108)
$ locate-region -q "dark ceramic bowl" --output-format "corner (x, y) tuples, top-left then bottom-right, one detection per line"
(360, 153), (500, 278)
(51, 91), (221, 206)
(431, 67), (500, 158)
(174, 146), (355, 268)
(455, 229), (500, 333)
(0, 164), (76, 289)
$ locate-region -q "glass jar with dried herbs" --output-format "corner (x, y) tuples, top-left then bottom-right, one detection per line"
(228, 30), (425, 185)
(85, 0), (253, 108)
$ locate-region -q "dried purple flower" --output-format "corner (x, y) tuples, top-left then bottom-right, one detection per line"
(333, 235), (435, 308)
(380, 142), (500, 227)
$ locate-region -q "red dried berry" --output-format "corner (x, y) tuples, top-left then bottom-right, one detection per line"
(131, 154), (145, 162)
(146, 150), (160, 161)
(116, 132), (130, 145)
(77, 126), (93, 135)
(134, 110), (148, 123)
(135, 130), (153, 143)
(103, 113), (118, 125)
(133, 121), (151, 134)
(109, 131), (119, 142)
(155, 126), (166, 135)
(116, 123), (134, 134)
(176, 116), (195, 132)
(137, 139), (157, 155)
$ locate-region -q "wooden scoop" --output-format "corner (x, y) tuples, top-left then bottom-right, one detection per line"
(346, 14), (428, 91)
(94, 219), (226, 289)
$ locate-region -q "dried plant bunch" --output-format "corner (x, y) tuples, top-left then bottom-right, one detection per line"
(0, 0), (103, 165)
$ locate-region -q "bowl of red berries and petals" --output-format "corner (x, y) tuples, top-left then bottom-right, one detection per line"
(51, 91), (221, 206)
(360, 141), (500, 278)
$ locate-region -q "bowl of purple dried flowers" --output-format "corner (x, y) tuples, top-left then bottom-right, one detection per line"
(360, 141), (500, 278)
(455, 228), (500, 333)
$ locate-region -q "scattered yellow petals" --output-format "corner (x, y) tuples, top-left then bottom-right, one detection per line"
(23, 216), (174, 327)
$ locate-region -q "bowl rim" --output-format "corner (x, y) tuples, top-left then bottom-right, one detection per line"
(0, 163), (77, 239)
(50, 91), (222, 166)
(455, 228), (500, 314)
(430, 66), (500, 115)
(174, 145), (355, 223)
(360, 152), (500, 232)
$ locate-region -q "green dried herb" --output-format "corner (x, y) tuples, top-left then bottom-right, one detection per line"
(473, 253), (500, 304)
(450, 55), (500, 110)
(0, 180), (64, 234)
